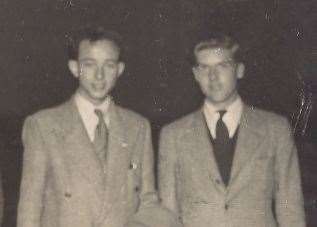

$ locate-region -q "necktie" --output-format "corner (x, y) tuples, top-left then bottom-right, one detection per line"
(214, 110), (232, 186)
(93, 109), (108, 161)
(216, 110), (229, 142)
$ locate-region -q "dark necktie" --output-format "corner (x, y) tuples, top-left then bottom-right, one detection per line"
(216, 110), (229, 143)
(93, 109), (108, 161)
(214, 110), (232, 186)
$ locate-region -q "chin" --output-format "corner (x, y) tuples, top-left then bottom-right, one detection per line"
(91, 90), (108, 97)
(88, 92), (107, 102)
(206, 94), (230, 104)
(206, 94), (226, 102)
(93, 95), (108, 101)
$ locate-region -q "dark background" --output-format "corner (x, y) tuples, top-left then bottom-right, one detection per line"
(0, 0), (316, 226)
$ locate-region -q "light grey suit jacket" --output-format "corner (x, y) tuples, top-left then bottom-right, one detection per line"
(158, 105), (306, 227)
(18, 97), (180, 227)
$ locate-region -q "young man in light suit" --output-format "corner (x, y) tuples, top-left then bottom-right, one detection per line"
(158, 35), (306, 227)
(17, 27), (180, 227)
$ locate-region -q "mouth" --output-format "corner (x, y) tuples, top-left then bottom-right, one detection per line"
(209, 84), (222, 91)
(92, 84), (106, 90)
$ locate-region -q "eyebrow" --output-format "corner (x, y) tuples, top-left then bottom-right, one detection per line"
(79, 58), (96, 62)
(196, 60), (233, 65)
(79, 58), (118, 64)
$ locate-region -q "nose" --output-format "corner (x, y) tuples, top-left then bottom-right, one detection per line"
(95, 66), (105, 80)
(208, 67), (218, 80)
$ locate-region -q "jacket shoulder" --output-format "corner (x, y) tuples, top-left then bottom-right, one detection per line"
(115, 105), (150, 129)
(26, 100), (68, 121)
(21, 102), (71, 143)
(246, 106), (292, 132)
(161, 111), (200, 133)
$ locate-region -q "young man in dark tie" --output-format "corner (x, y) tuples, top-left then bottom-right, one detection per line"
(158, 35), (306, 227)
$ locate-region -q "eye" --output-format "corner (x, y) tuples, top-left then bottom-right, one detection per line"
(81, 61), (96, 68)
(216, 61), (233, 70)
(103, 61), (117, 69)
(197, 64), (209, 71)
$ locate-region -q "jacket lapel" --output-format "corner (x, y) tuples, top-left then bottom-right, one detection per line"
(181, 110), (227, 195)
(227, 106), (266, 199)
(97, 102), (130, 224)
(58, 98), (105, 198)
(180, 106), (267, 199)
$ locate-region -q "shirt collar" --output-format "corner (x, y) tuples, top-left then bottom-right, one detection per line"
(74, 92), (111, 141)
(203, 96), (243, 138)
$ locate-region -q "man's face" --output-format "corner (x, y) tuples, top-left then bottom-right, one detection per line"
(68, 39), (125, 105)
(193, 47), (244, 108)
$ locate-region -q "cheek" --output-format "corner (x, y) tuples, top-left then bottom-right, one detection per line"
(228, 77), (238, 90)
(106, 73), (117, 82)
(79, 66), (97, 79)
(79, 71), (94, 81)
(103, 66), (115, 75)
(197, 76), (209, 88)
(222, 73), (238, 88)
(104, 76), (119, 89)
(78, 76), (91, 86)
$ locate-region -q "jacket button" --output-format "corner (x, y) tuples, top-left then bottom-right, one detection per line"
(135, 186), (140, 192)
(225, 204), (229, 210)
(130, 162), (137, 169)
(64, 192), (72, 198)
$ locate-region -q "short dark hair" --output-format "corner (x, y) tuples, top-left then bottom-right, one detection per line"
(193, 34), (241, 64)
(67, 26), (124, 60)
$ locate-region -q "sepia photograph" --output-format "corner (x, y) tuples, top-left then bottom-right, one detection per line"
(0, 0), (316, 226)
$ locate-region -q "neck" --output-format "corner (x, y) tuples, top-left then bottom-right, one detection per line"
(206, 92), (239, 110)
(77, 90), (108, 106)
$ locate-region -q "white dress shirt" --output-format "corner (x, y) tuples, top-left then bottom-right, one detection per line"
(203, 97), (243, 139)
(74, 93), (110, 142)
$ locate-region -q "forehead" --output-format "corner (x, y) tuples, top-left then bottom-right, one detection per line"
(195, 48), (233, 64)
(78, 39), (120, 60)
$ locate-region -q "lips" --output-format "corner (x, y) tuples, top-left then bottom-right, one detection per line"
(92, 84), (106, 90)
(209, 84), (222, 91)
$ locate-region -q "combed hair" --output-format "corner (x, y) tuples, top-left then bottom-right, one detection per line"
(67, 26), (124, 60)
(193, 35), (241, 63)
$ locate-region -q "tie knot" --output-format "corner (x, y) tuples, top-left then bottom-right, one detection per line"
(94, 109), (104, 119)
(218, 110), (227, 119)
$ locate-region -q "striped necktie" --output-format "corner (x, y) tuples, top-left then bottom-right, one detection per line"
(93, 109), (108, 160)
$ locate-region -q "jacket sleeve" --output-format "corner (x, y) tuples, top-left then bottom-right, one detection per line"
(274, 119), (306, 227)
(17, 116), (48, 227)
(158, 126), (182, 224)
(126, 121), (181, 227)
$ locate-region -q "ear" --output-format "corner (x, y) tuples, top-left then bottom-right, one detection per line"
(236, 63), (245, 79)
(192, 66), (200, 82)
(231, 44), (240, 54)
(117, 62), (125, 77)
(68, 60), (80, 78)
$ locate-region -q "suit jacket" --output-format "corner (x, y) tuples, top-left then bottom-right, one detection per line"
(158, 105), (306, 227)
(17, 97), (180, 227)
